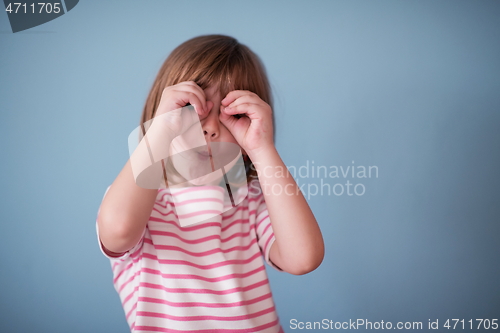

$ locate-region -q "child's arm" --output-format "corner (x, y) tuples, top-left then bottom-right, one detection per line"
(220, 92), (324, 275)
(97, 123), (174, 254)
(251, 148), (324, 275)
(98, 82), (210, 254)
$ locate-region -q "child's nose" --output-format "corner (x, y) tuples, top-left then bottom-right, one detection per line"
(202, 107), (220, 140)
(203, 125), (219, 139)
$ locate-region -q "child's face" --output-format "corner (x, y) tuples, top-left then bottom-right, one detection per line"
(199, 84), (239, 147)
(169, 85), (241, 186)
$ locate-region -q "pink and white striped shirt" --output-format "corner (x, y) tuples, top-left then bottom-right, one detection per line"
(96, 182), (284, 332)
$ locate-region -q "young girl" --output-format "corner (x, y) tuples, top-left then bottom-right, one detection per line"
(96, 34), (324, 332)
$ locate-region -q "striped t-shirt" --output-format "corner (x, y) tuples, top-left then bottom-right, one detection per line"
(96, 182), (284, 332)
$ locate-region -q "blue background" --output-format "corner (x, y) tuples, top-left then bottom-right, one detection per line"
(1, 1), (499, 332)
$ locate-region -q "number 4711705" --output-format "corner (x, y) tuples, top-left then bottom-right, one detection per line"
(5, 3), (62, 14)
(444, 319), (498, 330)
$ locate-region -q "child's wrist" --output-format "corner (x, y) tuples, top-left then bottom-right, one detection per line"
(247, 144), (278, 165)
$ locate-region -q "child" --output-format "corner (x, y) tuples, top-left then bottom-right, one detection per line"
(96, 34), (324, 332)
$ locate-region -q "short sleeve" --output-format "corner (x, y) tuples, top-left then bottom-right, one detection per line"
(253, 191), (283, 272)
(95, 185), (145, 260)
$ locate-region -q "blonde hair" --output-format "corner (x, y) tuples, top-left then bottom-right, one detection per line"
(140, 34), (274, 184)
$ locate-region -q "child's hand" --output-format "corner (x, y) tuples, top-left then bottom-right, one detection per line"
(219, 90), (274, 157)
(153, 81), (213, 137)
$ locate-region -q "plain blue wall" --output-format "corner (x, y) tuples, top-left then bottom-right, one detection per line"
(1, 1), (499, 332)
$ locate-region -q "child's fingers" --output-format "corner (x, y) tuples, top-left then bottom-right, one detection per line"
(222, 92), (271, 120)
(221, 90), (254, 106)
(174, 90), (207, 116)
(159, 88), (203, 116)
(219, 106), (239, 132)
(223, 103), (261, 120)
(226, 95), (258, 109)
(221, 105), (242, 115)
(175, 81), (209, 115)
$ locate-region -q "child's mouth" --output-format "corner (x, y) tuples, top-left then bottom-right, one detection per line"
(197, 146), (213, 163)
(198, 151), (211, 159)
(197, 144), (216, 171)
